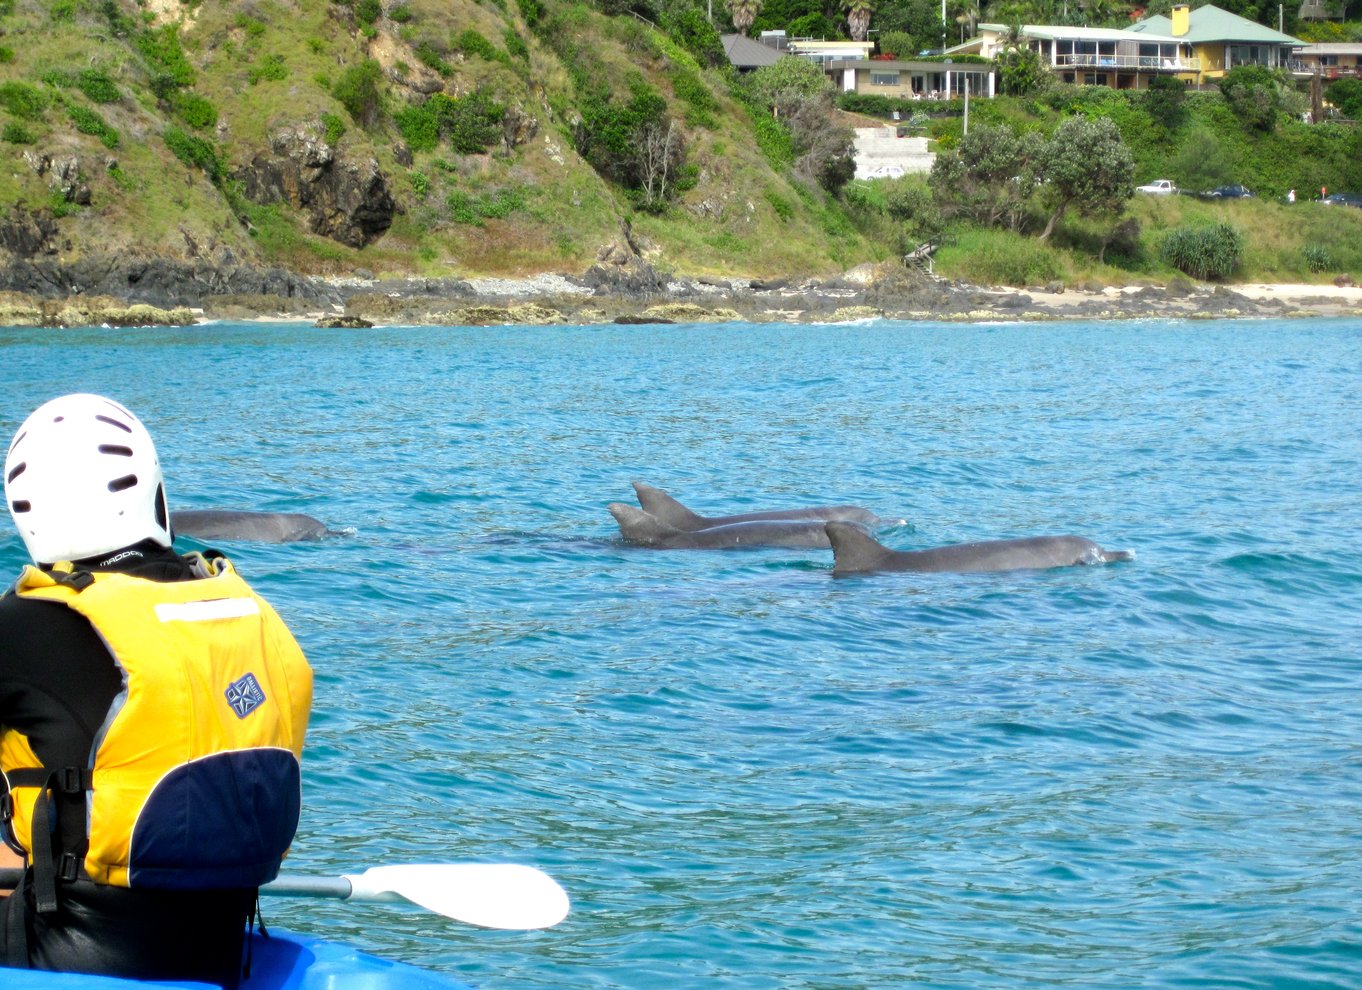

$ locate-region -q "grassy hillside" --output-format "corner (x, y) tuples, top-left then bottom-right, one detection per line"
(1, 0), (1360, 288)
(0, 0), (881, 280)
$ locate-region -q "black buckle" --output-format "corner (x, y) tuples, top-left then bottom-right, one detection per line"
(1, 791), (11, 823)
(57, 853), (80, 883)
(59, 767), (85, 793)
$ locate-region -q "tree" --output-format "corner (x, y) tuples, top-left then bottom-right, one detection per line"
(994, 40), (1048, 96)
(846, 0), (875, 41)
(728, 0), (762, 35)
(1217, 65), (1291, 133)
(1143, 74), (1186, 131)
(929, 123), (1046, 230)
(785, 91), (857, 193)
(746, 54), (831, 117)
(1325, 78), (1362, 120)
(1035, 115), (1134, 242)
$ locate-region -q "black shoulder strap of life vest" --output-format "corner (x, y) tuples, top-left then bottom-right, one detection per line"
(4, 767), (94, 914)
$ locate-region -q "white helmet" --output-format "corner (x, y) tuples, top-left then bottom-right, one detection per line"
(5, 394), (172, 565)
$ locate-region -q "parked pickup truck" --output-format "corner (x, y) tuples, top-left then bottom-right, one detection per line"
(1136, 179), (1179, 195)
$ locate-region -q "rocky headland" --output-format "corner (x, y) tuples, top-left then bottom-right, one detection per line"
(1, 218), (1359, 329)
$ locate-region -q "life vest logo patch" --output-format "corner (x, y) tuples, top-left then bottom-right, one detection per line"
(226, 673), (266, 719)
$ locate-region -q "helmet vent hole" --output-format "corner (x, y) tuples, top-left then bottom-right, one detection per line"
(6, 462), (23, 483)
(99, 444), (134, 457)
(11, 500), (30, 513)
(96, 414), (133, 434)
(108, 474), (138, 493)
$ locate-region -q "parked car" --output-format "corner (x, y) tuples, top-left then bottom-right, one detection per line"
(1196, 184), (1254, 200)
(1136, 179), (1178, 195)
(1321, 192), (1362, 209)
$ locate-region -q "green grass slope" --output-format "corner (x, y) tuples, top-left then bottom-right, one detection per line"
(0, 0), (879, 281)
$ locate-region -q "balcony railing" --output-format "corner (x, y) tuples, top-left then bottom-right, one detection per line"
(1287, 60), (1362, 78)
(1054, 54), (1200, 71)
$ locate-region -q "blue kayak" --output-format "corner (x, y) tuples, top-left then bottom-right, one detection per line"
(1, 930), (475, 990)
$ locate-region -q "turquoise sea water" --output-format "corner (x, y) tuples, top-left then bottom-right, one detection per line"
(2, 317), (1361, 990)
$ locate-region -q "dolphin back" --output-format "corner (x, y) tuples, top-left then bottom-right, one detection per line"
(633, 481), (890, 530)
(828, 525), (1135, 575)
(172, 509), (333, 543)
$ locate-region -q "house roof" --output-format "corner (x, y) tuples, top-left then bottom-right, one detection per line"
(722, 33), (783, 69)
(978, 22), (1181, 44)
(1294, 42), (1362, 53)
(1130, 4), (1302, 44)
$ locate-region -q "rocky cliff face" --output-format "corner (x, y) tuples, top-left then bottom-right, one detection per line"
(233, 126), (397, 248)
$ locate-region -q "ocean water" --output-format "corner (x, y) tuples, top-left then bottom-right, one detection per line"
(2, 317), (1360, 990)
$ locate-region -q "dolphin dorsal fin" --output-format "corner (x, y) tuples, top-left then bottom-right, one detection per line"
(825, 521), (894, 574)
(632, 482), (707, 530)
(608, 503), (685, 545)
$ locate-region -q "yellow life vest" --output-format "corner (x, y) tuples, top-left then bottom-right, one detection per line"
(0, 555), (311, 891)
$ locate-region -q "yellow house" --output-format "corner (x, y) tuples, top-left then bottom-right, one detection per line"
(1128, 3), (1303, 83)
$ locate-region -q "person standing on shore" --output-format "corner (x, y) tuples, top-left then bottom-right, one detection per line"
(1, 394), (312, 988)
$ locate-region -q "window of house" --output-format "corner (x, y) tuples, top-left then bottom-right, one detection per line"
(871, 71), (900, 86)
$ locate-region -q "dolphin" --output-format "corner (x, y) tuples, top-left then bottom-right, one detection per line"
(825, 521), (1134, 575)
(609, 503), (853, 549)
(172, 509), (336, 543)
(631, 481), (893, 531)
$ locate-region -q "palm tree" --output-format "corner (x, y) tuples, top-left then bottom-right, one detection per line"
(846, 0), (874, 42)
(727, 0), (762, 35)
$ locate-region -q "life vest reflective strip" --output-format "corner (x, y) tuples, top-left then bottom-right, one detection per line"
(0, 556), (312, 893)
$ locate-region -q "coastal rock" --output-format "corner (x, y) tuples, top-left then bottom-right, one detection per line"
(0, 208), (62, 258)
(233, 125), (396, 248)
(0, 255), (338, 309)
(0, 292), (195, 327)
(640, 303), (741, 323)
(315, 315), (374, 328)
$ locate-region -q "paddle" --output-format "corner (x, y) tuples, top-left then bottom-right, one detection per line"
(0, 863), (570, 931)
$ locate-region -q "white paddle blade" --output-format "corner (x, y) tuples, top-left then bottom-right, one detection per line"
(343, 864), (570, 930)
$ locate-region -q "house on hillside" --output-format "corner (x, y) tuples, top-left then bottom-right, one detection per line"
(961, 23), (1196, 90)
(1128, 3), (1302, 82)
(826, 57), (996, 99)
(1290, 42), (1362, 79)
(722, 33), (782, 72)
(954, 4), (1301, 89)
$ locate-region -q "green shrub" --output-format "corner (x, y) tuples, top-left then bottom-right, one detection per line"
(389, 4), (413, 22)
(137, 25), (195, 88)
(0, 46), (13, 64)
(1160, 222), (1244, 281)
(445, 186), (526, 225)
(320, 111), (346, 145)
(0, 81), (49, 120)
(1303, 243), (1333, 273)
(672, 68), (716, 129)
(332, 59), (382, 126)
(174, 92), (218, 129)
(66, 104), (120, 148)
(765, 189), (794, 221)
(394, 102), (441, 151)
(77, 69), (122, 103)
(415, 42), (451, 76)
(2, 120), (36, 144)
(355, 0), (381, 24)
(164, 127), (224, 183)
(947, 229), (1066, 286)
(504, 29), (529, 62)
(249, 54), (289, 85)
(436, 91), (504, 153)
(454, 29), (504, 64)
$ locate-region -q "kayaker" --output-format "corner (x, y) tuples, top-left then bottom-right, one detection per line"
(0, 394), (313, 988)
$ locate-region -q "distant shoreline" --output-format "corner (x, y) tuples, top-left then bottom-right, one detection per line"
(2, 261), (1361, 327)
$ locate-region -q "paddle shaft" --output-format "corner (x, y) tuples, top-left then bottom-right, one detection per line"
(0, 868), (354, 898)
